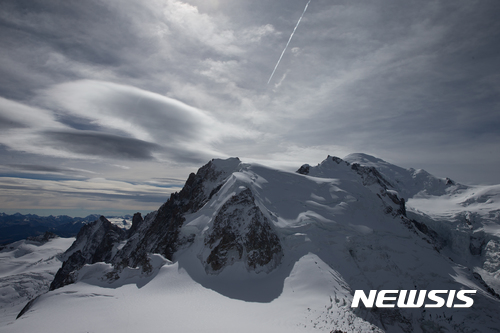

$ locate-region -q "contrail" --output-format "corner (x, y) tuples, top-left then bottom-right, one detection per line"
(267, 0), (311, 85)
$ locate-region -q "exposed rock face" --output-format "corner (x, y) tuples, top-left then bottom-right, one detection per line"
(350, 162), (393, 189)
(204, 188), (283, 274)
(49, 251), (87, 291)
(50, 216), (126, 290)
(473, 272), (500, 299)
(49, 158), (242, 290)
(111, 158), (239, 270)
(297, 164), (310, 175)
(408, 218), (447, 250)
(127, 212), (144, 238)
(470, 235), (486, 255)
(349, 159), (408, 217)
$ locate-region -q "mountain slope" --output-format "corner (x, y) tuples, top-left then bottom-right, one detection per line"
(0, 236), (74, 324)
(3, 154), (500, 332)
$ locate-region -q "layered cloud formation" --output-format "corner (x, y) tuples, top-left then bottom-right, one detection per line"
(0, 0), (499, 215)
(1, 83), (219, 162)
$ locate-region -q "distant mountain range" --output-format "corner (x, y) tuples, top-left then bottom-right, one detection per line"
(0, 213), (133, 244)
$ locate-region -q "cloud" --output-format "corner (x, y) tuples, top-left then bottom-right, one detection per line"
(37, 80), (253, 162)
(0, 79), (259, 164)
(0, 114), (26, 130)
(1, 0), (500, 216)
(259, 1), (500, 149)
(38, 80), (216, 143)
(43, 130), (162, 161)
(0, 97), (63, 130)
(2, 164), (94, 175)
(0, 176), (180, 211)
(161, 0), (240, 55)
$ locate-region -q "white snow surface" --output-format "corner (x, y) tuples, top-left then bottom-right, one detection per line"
(0, 237), (74, 325)
(4, 253), (381, 333)
(2, 154), (500, 332)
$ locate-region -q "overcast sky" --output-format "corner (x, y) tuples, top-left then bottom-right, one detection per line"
(1, 0), (499, 217)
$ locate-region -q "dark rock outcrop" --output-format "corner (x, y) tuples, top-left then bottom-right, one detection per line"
(204, 188), (283, 274)
(469, 235), (485, 256)
(112, 158), (239, 270)
(297, 164), (310, 175)
(351, 162), (393, 189)
(16, 295), (40, 319)
(49, 216), (126, 290)
(48, 158), (241, 291)
(409, 219), (447, 250)
(49, 251), (87, 290)
(473, 272), (500, 299)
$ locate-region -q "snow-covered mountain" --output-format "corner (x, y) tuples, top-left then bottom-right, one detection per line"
(2, 154), (500, 332)
(0, 234), (74, 324)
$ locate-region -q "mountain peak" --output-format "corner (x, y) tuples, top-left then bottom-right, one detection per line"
(343, 153), (388, 165)
(13, 154), (499, 333)
(210, 157), (241, 172)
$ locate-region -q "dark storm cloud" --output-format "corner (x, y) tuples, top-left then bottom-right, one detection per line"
(44, 130), (161, 160)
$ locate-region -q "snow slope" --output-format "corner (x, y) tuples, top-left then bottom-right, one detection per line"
(343, 153), (500, 299)
(2, 154), (500, 332)
(4, 253), (381, 333)
(0, 237), (74, 325)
